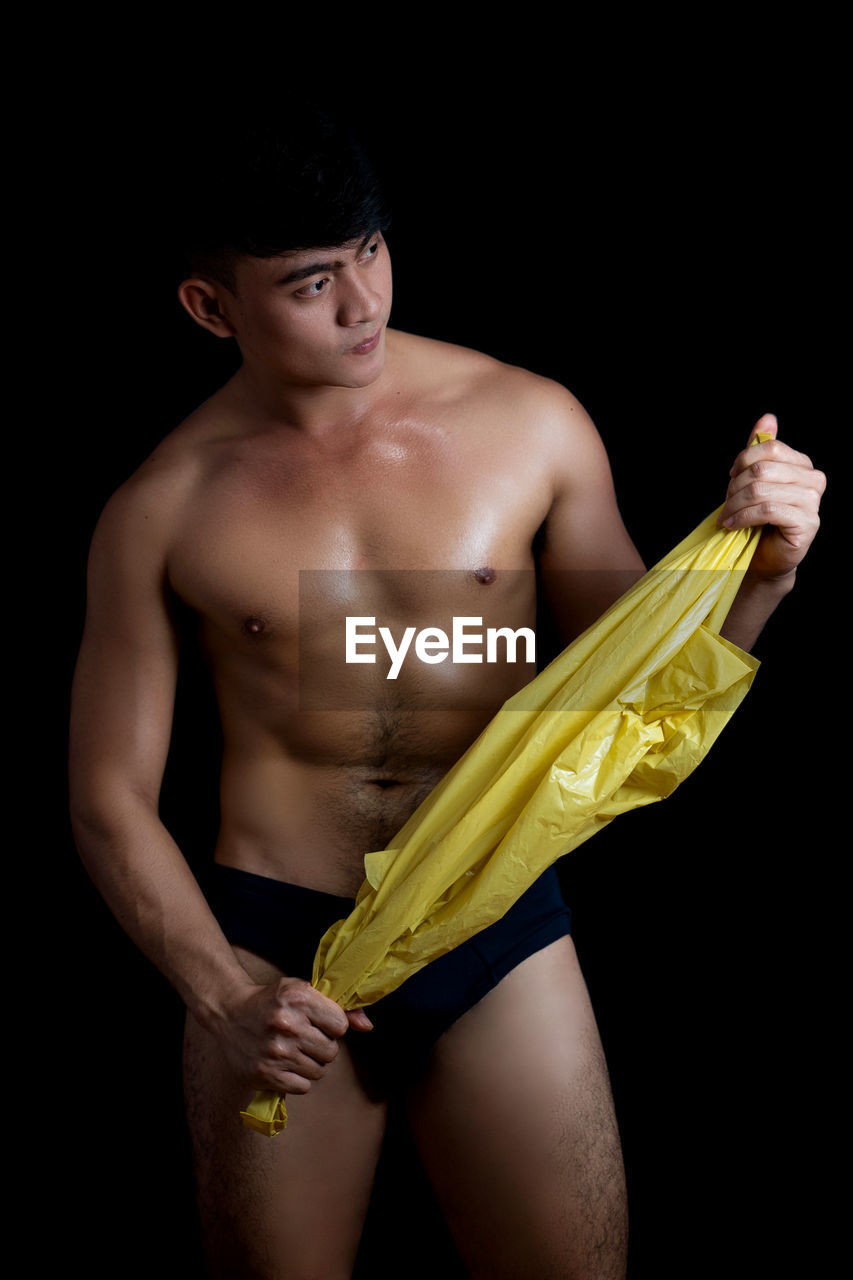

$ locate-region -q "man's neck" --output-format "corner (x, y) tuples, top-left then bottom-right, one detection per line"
(225, 348), (395, 438)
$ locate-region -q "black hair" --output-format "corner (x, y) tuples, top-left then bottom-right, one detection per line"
(176, 102), (390, 295)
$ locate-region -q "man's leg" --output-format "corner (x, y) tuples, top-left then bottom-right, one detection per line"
(405, 935), (628, 1280)
(183, 946), (388, 1280)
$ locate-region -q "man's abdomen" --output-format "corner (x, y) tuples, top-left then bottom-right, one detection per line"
(214, 703), (497, 896)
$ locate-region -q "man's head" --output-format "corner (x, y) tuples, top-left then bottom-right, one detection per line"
(175, 105), (393, 389)
(179, 105), (390, 297)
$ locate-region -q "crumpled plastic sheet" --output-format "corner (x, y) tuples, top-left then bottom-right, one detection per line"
(242, 453), (768, 1135)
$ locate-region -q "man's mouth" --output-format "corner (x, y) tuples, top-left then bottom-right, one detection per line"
(347, 330), (382, 355)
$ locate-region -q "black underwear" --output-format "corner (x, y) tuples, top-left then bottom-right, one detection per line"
(204, 862), (572, 1094)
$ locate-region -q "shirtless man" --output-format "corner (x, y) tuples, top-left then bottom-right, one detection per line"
(69, 115), (824, 1278)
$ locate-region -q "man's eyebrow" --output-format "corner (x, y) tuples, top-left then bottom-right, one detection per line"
(275, 233), (376, 287)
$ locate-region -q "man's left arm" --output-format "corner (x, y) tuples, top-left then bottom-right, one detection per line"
(717, 413), (826, 651)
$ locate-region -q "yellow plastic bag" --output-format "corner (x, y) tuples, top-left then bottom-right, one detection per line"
(242, 463), (767, 1135)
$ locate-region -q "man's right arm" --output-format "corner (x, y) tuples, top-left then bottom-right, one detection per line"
(69, 474), (361, 1095)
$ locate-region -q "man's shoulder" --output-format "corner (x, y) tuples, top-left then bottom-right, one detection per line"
(91, 418), (207, 560)
(388, 329), (591, 428)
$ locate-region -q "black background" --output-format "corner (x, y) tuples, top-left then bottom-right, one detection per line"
(41, 38), (842, 1280)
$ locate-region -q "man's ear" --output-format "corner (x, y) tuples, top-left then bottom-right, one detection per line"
(176, 277), (238, 339)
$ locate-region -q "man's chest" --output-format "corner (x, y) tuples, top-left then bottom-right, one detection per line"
(167, 427), (551, 649)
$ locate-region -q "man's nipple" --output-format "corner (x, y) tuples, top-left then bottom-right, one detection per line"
(244, 616), (266, 636)
(474, 566), (497, 585)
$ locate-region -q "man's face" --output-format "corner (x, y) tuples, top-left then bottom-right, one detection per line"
(223, 232), (393, 389)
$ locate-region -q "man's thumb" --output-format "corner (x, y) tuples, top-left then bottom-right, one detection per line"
(750, 412), (778, 446)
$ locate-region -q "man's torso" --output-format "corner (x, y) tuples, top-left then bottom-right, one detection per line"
(141, 331), (577, 893)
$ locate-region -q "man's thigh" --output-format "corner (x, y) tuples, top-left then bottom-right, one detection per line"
(405, 935), (628, 1280)
(183, 948), (388, 1280)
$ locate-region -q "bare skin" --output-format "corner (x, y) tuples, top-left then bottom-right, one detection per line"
(69, 231), (824, 1278)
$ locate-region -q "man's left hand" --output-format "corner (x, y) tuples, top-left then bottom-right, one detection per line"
(719, 413), (826, 579)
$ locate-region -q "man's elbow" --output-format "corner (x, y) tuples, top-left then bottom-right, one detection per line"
(69, 777), (159, 860)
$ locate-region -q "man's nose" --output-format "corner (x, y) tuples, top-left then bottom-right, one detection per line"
(337, 270), (382, 327)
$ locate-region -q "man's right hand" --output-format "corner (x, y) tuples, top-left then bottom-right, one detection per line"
(215, 976), (373, 1095)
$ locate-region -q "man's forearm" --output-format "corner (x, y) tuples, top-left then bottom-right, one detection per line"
(719, 568), (797, 653)
(71, 798), (254, 1032)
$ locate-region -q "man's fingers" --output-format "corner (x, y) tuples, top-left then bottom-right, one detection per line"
(275, 978), (349, 1037)
(720, 493), (819, 535)
(308, 994), (350, 1038)
(268, 1002), (346, 1062)
(726, 463), (825, 504)
(271, 1037), (333, 1078)
(729, 437), (817, 480)
(273, 1021), (341, 1065)
(260, 1067), (315, 1095)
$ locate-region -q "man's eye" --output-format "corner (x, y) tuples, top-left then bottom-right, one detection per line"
(295, 278), (329, 298)
(361, 241), (380, 262)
